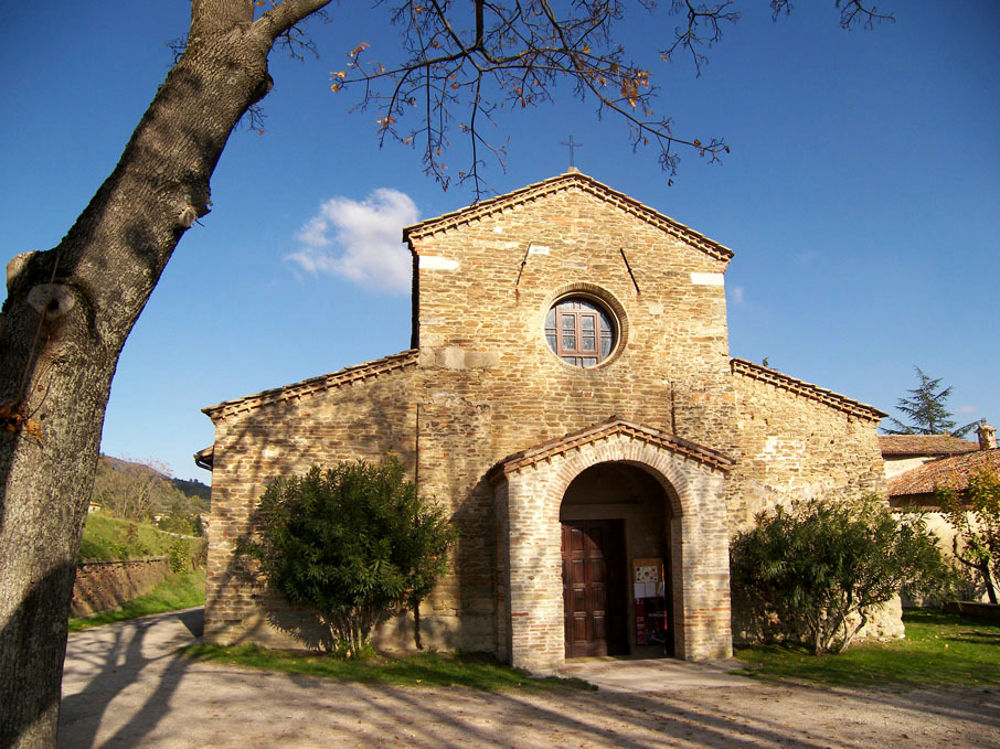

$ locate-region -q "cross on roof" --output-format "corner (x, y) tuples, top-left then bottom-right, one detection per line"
(561, 134), (583, 168)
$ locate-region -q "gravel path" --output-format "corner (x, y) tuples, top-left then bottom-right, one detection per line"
(59, 609), (1000, 748)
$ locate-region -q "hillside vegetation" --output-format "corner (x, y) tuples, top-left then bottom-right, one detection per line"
(79, 513), (206, 571)
(93, 454), (209, 535)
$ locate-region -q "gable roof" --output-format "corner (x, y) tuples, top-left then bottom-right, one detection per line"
(879, 434), (979, 458)
(403, 169), (734, 264)
(887, 448), (1000, 499)
(731, 358), (887, 422)
(202, 349), (418, 421)
(488, 416), (734, 481)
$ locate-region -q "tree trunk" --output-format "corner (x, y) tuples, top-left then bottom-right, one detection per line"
(0, 2), (330, 744)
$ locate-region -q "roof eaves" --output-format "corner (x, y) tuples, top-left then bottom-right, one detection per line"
(887, 448), (1000, 497)
(202, 349), (419, 422)
(731, 358), (887, 422)
(403, 171), (734, 264)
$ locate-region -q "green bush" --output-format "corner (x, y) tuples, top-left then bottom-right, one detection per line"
(730, 495), (949, 654)
(168, 538), (189, 573)
(238, 457), (456, 658)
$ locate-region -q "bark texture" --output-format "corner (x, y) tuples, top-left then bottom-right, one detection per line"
(0, 1), (330, 745)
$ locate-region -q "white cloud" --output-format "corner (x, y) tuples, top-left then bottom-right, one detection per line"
(729, 285), (746, 305)
(285, 188), (419, 294)
(957, 404), (977, 415)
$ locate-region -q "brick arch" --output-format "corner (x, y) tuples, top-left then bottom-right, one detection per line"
(545, 433), (695, 520)
(498, 430), (732, 673)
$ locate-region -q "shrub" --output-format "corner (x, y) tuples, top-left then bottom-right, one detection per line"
(730, 495), (949, 654)
(168, 538), (190, 573)
(238, 457), (456, 658)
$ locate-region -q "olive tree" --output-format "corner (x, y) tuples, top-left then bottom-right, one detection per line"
(237, 457), (455, 657)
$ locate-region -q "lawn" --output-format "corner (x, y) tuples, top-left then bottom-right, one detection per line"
(734, 609), (1000, 687)
(183, 645), (594, 693)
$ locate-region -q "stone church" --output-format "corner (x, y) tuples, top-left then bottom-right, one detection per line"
(199, 170), (888, 673)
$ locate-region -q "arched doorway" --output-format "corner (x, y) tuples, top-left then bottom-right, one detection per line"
(560, 462), (675, 659)
(492, 418), (732, 673)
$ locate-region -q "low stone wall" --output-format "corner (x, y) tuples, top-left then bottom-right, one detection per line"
(72, 557), (171, 616)
(944, 601), (1000, 620)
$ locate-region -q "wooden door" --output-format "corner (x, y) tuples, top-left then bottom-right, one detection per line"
(562, 519), (627, 658)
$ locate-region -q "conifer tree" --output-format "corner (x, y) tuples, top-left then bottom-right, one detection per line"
(884, 366), (976, 437)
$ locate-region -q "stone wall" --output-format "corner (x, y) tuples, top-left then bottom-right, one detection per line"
(406, 175), (740, 656)
(728, 360), (901, 642)
(72, 557), (171, 616)
(728, 360), (886, 532)
(203, 352), (419, 647)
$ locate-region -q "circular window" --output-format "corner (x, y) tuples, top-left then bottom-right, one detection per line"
(544, 296), (619, 367)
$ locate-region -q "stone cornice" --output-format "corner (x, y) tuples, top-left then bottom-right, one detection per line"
(203, 349), (419, 422)
(731, 358), (887, 422)
(490, 416), (734, 481)
(403, 170), (734, 264)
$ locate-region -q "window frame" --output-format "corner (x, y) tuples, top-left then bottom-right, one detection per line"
(544, 295), (619, 368)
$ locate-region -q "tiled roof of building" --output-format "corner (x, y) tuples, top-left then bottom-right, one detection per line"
(489, 416), (734, 481)
(730, 359), (887, 422)
(403, 169), (735, 263)
(887, 448), (1000, 498)
(878, 434), (979, 457)
(202, 349), (419, 421)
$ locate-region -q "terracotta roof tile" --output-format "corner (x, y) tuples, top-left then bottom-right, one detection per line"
(887, 448), (1000, 498)
(879, 434), (979, 457)
(731, 359), (887, 422)
(403, 170), (734, 264)
(202, 349), (418, 421)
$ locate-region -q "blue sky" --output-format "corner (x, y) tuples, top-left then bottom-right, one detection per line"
(2, 2), (998, 481)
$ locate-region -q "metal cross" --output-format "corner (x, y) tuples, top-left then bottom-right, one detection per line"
(561, 134), (584, 168)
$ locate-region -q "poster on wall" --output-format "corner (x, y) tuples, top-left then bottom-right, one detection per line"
(632, 557), (667, 647)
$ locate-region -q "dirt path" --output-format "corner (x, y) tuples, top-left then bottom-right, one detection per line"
(59, 609), (1000, 748)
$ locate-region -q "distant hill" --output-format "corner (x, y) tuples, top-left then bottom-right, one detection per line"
(101, 455), (210, 502)
(93, 456), (210, 531)
(170, 477), (211, 502)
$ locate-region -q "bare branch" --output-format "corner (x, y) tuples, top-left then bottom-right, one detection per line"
(332, 1), (892, 194)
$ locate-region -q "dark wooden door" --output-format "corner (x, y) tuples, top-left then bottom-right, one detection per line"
(562, 519), (627, 658)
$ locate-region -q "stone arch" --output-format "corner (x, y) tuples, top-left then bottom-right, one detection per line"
(495, 427), (732, 673)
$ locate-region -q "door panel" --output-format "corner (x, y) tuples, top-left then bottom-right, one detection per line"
(561, 519), (627, 657)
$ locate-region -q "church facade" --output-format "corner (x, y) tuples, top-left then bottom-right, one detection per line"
(200, 171), (889, 672)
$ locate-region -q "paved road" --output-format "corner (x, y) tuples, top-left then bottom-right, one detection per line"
(59, 609), (1000, 748)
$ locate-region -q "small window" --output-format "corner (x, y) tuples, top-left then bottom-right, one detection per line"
(545, 297), (617, 367)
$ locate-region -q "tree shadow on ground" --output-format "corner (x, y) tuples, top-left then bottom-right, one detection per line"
(58, 608), (203, 748)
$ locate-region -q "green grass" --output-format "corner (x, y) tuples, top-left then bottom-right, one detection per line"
(68, 569), (206, 632)
(733, 609), (1000, 687)
(78, 513), (201, 562)
(182, 645), (595, 693)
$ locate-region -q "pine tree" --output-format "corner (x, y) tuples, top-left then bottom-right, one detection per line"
(884, 366), (976, 437)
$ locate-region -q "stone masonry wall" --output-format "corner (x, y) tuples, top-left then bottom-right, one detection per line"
(71, 557), (171, 616)
(204, 357), (419, 647)
(728, 364), (900, 642)
(728, 368), (886, 531)
(407, 176), (740, 653)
